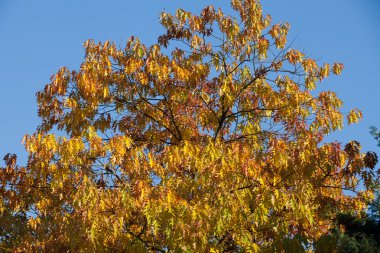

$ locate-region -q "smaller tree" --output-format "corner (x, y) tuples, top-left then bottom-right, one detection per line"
(315, 199), (380, 253)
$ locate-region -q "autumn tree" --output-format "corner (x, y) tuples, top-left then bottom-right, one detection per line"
(1, 0), (379, 252)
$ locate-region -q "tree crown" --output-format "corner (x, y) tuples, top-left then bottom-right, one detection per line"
(1, 0), (378, 252)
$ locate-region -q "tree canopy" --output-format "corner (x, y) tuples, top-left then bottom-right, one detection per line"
(0, 0), (379, 252)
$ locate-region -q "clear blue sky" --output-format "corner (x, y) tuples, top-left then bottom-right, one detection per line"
(1, 1), (379, 164)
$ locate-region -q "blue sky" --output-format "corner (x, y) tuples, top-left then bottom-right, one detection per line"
(0, 1), (379, 164)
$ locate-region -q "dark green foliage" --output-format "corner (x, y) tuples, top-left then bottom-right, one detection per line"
(315, 193), (380, 253)
(370, 126), (380, 147)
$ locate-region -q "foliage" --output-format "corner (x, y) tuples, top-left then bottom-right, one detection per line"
(370, 126), (380, 148)
(316, 230), (380, 253)
(1, 0), (379, 251)
(315, 196), (380, 253)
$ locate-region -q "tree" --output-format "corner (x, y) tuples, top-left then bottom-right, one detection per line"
(315, 195), (380, 253)
(0, 0), (378, 252)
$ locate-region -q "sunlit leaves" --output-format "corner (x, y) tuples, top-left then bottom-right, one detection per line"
(347, 108), (363, 125)
(286, 49), (304, 65)
(257, 37), (269, 59)
(332, 62), (344, 75)
(269, 23), (290, 49)
(0, 0), (377, 252)
(302, 58), (318, 74)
